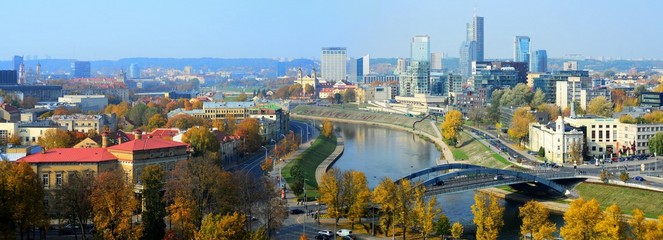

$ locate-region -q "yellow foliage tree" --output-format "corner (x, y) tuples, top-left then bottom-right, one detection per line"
(345, 171), (371, 230)
(587, 96), (614, 117)
(508, 107), (535, 145)
(451, 222), (464, 239)
(373, 177), (397, 237)
(37, 128), (73, 150)
(629, 208), (648, 239)
(322, 118), (334, 138)
(195, 212), (247, 240)
(643, 215), (663, 240)
(319, 168), (343, 224)
(595, 204), (626, 239)
(642, 110), (663, 124)
(441, 110), (463, 147)
(560, 198), (602, 240)
(91, 170), (142, 240)
(414, 185), (440, 240)
(518, 201), (556, 240)
(471, 192), (504, 240)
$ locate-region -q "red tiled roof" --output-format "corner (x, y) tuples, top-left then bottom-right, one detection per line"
(18, 148), (118, 163)
(150, 128), (180, 138)
(107, 137), (188, 152)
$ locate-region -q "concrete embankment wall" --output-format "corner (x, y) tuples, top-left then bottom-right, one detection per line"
(314, 133), (345, 186)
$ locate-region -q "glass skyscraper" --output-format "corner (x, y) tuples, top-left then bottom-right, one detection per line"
(514, 36), (531, 63)
(468, 16), (484, 62)
(410, 35), (430, 62)
(321, 47), (347, 82)
(531, 50), (548, 73)
(72, 61), (91, 78)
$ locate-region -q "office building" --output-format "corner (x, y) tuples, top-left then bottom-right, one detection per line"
(72, 61), (91, 78)
(640, 92), (663, 108)
(431, 52), (443, 71)
(352, 54), (370, 84)
(58, 95), (109, 112)
(395, 58), (407, 75)
(531, 50), (548, 73)
(556, 74), (611, 110)
(0, 71), (18, 85)
(514, 36), (531, 63)
(321, 47), (347, 82)
(468, 16), (484, 61)
(399, 61), (430, 97)
(13, 56), (23, 79)
(129, 63), (140, 79)
(411, 35), (430, 62)
(473, 61), (529, 84)
(563, 61), (578, 71)
(459, 41), (476, 79)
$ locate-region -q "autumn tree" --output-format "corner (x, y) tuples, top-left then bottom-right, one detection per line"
(643, 110), (663, 124)
(2, 162), (47, 239)
(343, 89), (356, 103)
(238, 92), (249, 101)
(7, 133), (22, 145)
(595, 204), (626, 239)
(236, 118), (261, 153)
(560, 198), (602, 240)
(569, 139), (583, 165)
(629, 209), (648, 239)
(471, 192), (504, 240)
(530, 89), (545, 110)
(441, 110), (463, 147)
(373, 177), (397, 237)
(394, 179), (416, 240)
(146, 113), (167, 131)
(55, 171), (94, 240)
(196, 212), (247, 240)
(619, 114), (637, 123)
(183, 126), (220, 156)
(141, 165), (167, 240)
(644, 215), (663, 240)
(451, 222), (464, 239)
(319, 168), (344, 224)
(304, 84), (315, 96)
(344, 171), (371, 230)
(53, 106), (71, 115)
(322, 118), (334, 138)
(537, 103), (560, 121)
(414, 186), (441, 240)
(91, 169), (142, 240)
(38, 128), (73, 150)
(587, 96), (614, 117)
(251, 176), (287, 237)
(508, 107), (535, 145)
(165, 114), (210, 130)
(519, 201), (556, 240)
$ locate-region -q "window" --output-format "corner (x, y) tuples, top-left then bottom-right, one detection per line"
(613, 125), (617, 128)
(606, 131), (610, 139)
(591, 131), (595, 139)
(592, 146), (596, 151)
(42, 173), (49, 187)
(599, 147), (603, 152)
(56, 173), (63, 186)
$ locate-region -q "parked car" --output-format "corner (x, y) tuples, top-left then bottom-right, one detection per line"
(317, 230), (333, 237)
(343, 234), (358, 240)
(634, 176), (646, 182)
(336, 229), (353, 237)
(289, 208), (305, 215)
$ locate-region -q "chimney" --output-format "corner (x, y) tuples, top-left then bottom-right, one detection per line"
(101, 132), (108, 148)
(134, 129), (142, 140)
(118, 137), (123, 144)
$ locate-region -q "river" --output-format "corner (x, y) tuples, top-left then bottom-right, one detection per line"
(331, 123), (564, 239)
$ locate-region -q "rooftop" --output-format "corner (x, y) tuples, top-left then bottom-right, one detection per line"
(203, 101), (255, 109)
(18, 148), (118, 163)
(107, 137), (188, 152)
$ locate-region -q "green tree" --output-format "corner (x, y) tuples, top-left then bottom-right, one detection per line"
(434, 214), (452, 237)
(531, 88), (545, 110)
(649, 132), (663, 156)
(587, 96), (614, 117)
(471, 192), (504, 240)
(451, 222), (464, 239)
(500, 83), (533, 107)
(141, 165), (167, 240)
(441, 110), (463, 147)
(183, 126), (220, 156)
(620, 171), (630, 183)
(55, 171), (94, 240)
(560, 198), (602, 240)
(519, 201), (556, 240)
(488, 89), (504, 123)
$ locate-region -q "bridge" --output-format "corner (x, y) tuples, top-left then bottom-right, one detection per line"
(397, 163), (584, 198)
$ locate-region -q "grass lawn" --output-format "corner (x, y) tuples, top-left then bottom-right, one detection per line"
(282, 135), (337, 197)
(574, 182), (663, 218)
(451, 132), (509, 168)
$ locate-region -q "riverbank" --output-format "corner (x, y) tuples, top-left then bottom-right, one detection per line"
(291, 106), (454, 165)
(281, 133), (342, 198)
(315, 133), (345, 186)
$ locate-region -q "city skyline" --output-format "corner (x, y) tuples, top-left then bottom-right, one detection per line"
(2, 1), (662, 60)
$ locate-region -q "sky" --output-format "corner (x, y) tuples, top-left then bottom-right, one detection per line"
(2, 0), (662, 61)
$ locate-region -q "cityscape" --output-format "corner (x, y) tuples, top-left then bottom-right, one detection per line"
(2, 1), (663, 240)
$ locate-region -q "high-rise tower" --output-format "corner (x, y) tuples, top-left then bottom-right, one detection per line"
(321, 47), (347, 82)
(36, 62), (42, 82)
(410, 35), (430, 62)
(18, 63), (25, 84)
(514, 36), (531, 63)
(13, 56), (23, 79)
(468, 16), (484, 61)
(531, 50), (548, 73)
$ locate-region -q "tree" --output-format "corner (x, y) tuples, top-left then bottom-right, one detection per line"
(644, 215), (663, 240)
(304, 84), (315, 96)
(192, 100), (203, 109)
(345, 171), (371, 230)
(55, 171), (94, 240)
(334, 93), (342, 104)
(654, 82), (663, 92)
(467, 107), (488, 125)
(471, 192), (504, 240)
(537, 146), (545, 158)
(235, 118), (261, 153)
(53, 106), (71, 115)
(414, 188), (440, 240)
(537, 103), (560, 121)
(434, 214), (452, 237)
(595, 204), (626, 239)
(289, 84), (303, 97)
(560, 198), (602, 240)
(629, 208), (648, 239)
(650, 132), (663, 157)
(569, 139), (583, 165)
(394, 179), (416, 240)
(196, 212), (247, 240)
(237, 92), (248, 101)
(343, 89), (356, 103)
(642, 110), (663, 124)
(441, 110), (463, 147)
(587, 96), (614, 117)
(183, 126), (220, 156)
(508, 107), (535, 145)
(519, 201), (556, 240)
(620, 171), (630, 183)
(38, 128), (73, 150)
(531, 89), (545, 110)
(91, 169), (142, 240)
(141, 165), (167, 240)
(7, 133), (21, 145)
(488, 89), (504, 123)
(146, 113), (167, 131)
(319, 168), (343, 225)
(500, 83), (533, 107)
(322, 119), (334, 138)
(599, 169), (610, 183)
(373, 177), (397, 237)
(5, 162), (47, 239)
(620, 114), (638, 123)
(451, 222), (464, 239)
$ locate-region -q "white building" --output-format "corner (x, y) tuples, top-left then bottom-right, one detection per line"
(430, 52), (444, 71)
(564, 115), (619, 158)
(529, 116), (584, 164)
(0, 121), (64, 146)
(321, 47), (347, 82)
(58, 95), (108, 112)
(617, 122), (663, 155)
(556, 76), (611, 110)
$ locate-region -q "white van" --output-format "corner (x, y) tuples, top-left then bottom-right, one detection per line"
(336, 229), (352, 237)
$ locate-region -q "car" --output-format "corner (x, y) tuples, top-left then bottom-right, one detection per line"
(493, 175), (504, 180)
(289, 208), (305, 215)
(317, 230), (333, 237)
(433, 179), (444, 186)
(634, 176), (646, 182)
(315, 233), (332, 240)
(343, 234), (358, 240)
(336, 229), (353, 237)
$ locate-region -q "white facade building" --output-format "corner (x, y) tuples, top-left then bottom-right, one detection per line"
(321, 47), (347, 82)
(529, 116), (584, 164)
(617, 122), (663, 155)
(58, 95), (108, 112)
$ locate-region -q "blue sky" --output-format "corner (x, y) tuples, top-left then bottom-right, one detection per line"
(2, 0), (662, 60)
